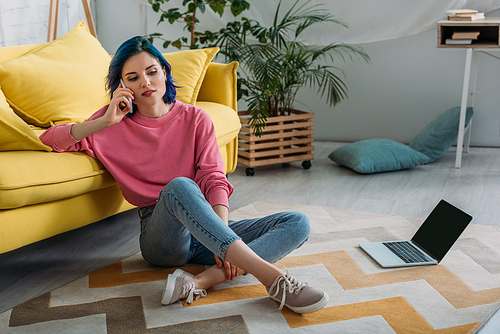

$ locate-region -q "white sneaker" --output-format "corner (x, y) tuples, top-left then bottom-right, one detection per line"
(161, 269), (207, 305)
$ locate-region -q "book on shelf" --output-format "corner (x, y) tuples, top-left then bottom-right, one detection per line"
(446, 9), (478, 16)
(451, 31), (480, 40)
(448, 12), (485, 21)
(445, 39), (473, 45)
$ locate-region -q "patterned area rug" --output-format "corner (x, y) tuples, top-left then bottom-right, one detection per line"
(1, 200), (499, 333)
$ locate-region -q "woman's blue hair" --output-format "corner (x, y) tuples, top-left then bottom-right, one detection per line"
(106, 36), (178, 115)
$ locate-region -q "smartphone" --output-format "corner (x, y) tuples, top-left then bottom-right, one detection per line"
(119, 78), (133, 113)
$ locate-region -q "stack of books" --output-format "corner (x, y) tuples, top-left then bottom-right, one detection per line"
(445, 31), (480, 45)
(446, 9), (485, 21)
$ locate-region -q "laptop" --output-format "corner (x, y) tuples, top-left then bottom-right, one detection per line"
(359, 200), (473, 268)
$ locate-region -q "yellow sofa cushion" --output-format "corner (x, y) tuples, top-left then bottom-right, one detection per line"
(0, 88), (51, 151)
(0, 43), (44, 63)
(163, 48), (219, 105)
(196, 101), (241, 148)
(0, 151), (116, 209)
(0, 21), (111, 127)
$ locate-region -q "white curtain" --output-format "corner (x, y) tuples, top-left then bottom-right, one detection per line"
(2, 0), (499, 47)
(133, 0), (500, 45)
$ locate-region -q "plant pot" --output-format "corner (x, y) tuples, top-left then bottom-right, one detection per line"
(237, 109), (314, 176)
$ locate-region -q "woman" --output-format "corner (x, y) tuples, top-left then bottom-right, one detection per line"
(40, 36), (328, 314)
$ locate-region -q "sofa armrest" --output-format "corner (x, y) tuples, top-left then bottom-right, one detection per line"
(197, 61), (238, 112)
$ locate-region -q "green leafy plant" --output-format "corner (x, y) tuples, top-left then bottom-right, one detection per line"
(215, 0), (371, 136)
(147, 0), (250, 49)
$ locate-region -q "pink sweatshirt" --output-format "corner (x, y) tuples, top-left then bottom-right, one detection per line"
(40, 101), (233, 208)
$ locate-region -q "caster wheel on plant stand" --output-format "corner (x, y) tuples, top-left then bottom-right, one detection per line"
(245, 168), (255, 176)
(302, 160), (312, 170)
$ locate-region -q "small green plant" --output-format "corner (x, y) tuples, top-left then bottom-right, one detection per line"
(215, 0), (371, 136)
(147, 0), (250, 49)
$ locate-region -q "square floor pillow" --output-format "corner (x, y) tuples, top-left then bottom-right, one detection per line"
(328, 138), (430, 174)
(409, 106), (474, 163)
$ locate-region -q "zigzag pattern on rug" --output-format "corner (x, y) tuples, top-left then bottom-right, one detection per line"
(3, 201), (500, 333)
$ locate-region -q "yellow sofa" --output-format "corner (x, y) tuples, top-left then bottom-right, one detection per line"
(0, 21), (241, 254)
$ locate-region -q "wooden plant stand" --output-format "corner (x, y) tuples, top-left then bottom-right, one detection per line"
(238, 110), (314, 176)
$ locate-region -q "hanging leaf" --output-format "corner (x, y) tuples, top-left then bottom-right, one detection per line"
(196, 0), (206, 13)
(171, 39), (183, 49)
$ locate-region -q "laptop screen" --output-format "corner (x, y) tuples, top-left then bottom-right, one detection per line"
(411, 200), (473, 261)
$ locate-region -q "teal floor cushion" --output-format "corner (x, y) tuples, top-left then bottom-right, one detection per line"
(328, 138), (430, 174)
(328, 106), (473, 174)
(409, 106), (474, 162)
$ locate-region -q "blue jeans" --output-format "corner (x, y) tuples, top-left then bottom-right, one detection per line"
(139, 177), (310, 267)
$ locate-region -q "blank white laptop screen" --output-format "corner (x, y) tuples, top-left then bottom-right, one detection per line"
(359, 200), (473, 268)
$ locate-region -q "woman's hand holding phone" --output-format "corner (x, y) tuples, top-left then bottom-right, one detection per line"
(119, 79), (133, 113)
(104, 80), (134, 126)
(70, 82), (134, 141)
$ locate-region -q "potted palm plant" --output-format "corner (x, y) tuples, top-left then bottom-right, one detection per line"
(215, 0), (370, 175)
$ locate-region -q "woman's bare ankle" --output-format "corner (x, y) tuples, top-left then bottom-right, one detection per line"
(194, 264), (245, 290)
(259, 267), (287, 288)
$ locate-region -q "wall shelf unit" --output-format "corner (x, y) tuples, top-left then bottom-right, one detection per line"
(437, 18), (500, 48)
(437, 18), (500, 168)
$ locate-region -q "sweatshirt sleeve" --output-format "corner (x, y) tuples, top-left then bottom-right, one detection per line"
(39, 106), (108, 158)
(193, 110), (234, 208)
(40, 124), (79, 151)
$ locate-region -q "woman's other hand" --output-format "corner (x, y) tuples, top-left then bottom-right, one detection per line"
(214, 254), (241, 281)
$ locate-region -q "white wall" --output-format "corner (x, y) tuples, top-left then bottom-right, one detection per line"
(0, 0), (96, 46)
(93, 0), (149, 54)
(299, 16), (500, 146)
(1, 0), (499, 147)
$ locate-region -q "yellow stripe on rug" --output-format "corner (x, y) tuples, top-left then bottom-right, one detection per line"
(182, 285), (269, 307)
(280, 296), (480, 333)
(88, 261), (205, 288)
(88, 250), (500, 310)
(275, 251), (500, 309)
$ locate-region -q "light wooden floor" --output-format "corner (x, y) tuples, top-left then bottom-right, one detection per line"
(229, 141), (500, 228)
(1, 141), (499, 331)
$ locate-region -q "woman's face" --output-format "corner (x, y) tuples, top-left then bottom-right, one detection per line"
(121, 51), (167, 108)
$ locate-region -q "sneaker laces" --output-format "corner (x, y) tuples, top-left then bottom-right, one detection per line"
(269, 269), (307, 310)
(180, 281), (207, 304)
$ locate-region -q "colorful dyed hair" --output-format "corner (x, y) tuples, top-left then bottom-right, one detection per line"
(106, 36), (177, 115)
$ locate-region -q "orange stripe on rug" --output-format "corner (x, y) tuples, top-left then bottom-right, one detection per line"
(88, 251), (499, 310)
(280, 296), (480, 333)
(275, 251), (500, 309)
(182, 284), (269, 307)
(88, 261), (205, 288)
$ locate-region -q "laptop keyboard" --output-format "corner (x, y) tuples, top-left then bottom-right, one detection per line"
(383, 241), (431, 263)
